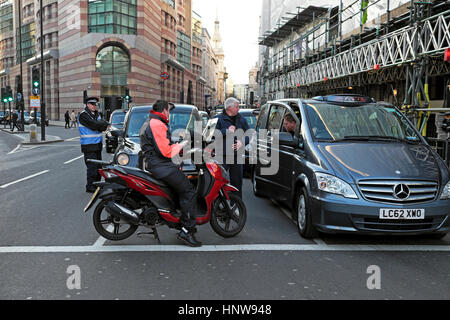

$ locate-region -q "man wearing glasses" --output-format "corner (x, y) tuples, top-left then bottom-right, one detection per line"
(78, 97), (109, 193)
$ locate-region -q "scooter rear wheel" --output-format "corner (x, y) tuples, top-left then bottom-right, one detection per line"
(210, 194), (247, 238)
(93, 194), (139, 241)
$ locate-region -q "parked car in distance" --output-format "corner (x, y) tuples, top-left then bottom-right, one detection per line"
(252, 94), (450, 239)
(0, 111), (6, 124)
(34, 112), (49, 126)
(19, 111), (31, 125)
(105, 109), (128, 154)
(113, 104), (201, 174)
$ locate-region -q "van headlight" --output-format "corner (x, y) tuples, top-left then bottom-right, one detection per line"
(315, 173), (358, 199)
(441, 181), (450, 200)
(116, 153), (130, 166)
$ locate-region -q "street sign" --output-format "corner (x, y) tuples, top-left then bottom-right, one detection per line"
(32, 88), (40, 95)
(161, 72), (169, 80)
(30, 96), (40, 108)
(17, 92), (22, 102)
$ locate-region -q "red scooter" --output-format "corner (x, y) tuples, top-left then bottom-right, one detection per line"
(83, 149), (247, 242)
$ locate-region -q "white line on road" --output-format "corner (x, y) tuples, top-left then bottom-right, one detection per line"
(93, 226), (114, 247)
(0, 170), (50, 189)
(7, 144), (21, 155)
(0, 244), (449, 254)
(65, 137), (80, 142)
(64, 155), (84, 165)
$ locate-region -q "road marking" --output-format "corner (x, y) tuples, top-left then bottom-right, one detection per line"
(65, 137), (80, 142)
(7, 144), (21, 155)
(93, 226), (114, 247)
(64, 155), (84, 165)
(0, 244), (449, 253)
(0, 170), (50, 189)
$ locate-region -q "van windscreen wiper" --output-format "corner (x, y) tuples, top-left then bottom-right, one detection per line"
(333, 136), (421, 144)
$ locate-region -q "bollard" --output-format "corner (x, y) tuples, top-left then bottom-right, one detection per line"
(29, 124), (37, 143)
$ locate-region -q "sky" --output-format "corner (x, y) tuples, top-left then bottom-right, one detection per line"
(192, 0), (262, 85)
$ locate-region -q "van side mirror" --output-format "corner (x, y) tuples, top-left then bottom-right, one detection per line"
(111, 130), (123, 138)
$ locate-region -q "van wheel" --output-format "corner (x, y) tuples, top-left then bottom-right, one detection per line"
(252, 169), (264, 198)
(294, 187), (318, 239)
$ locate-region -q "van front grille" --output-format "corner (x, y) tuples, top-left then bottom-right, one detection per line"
(358, 180), (438, 204)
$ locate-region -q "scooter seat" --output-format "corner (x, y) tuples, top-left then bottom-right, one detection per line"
(118, 166), (169, 188)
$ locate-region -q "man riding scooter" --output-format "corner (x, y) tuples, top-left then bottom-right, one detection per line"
(140, 100), (202, 247)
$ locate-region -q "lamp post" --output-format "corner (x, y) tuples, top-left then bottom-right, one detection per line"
(223, 72), (228, 103)
(40, 0), (45, 140)
(18, 0), (24, 131)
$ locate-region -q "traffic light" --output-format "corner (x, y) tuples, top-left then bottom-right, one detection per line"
(1, 88), (6, 103)
(32, 68), (40, 94)
(442, 112), (450, 133)
(5, 86), (12, 103)
(124, 88), (132, 103)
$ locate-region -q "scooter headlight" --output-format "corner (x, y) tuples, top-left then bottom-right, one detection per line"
(116, 153), (130, 166)
(315, 173), (358, 199)
(441, 181), (450, 200)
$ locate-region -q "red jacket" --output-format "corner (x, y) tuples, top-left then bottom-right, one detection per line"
(140, 111), (183, 179)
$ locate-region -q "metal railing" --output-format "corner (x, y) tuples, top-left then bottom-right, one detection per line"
(427, 137), (450, 167)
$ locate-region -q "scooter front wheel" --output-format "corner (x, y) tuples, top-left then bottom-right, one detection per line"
(210, 194), (247, 238)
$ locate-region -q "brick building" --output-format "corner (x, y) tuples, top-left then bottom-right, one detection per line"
(0, 0), (211, 121)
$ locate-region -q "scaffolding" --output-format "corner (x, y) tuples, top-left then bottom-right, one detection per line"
(259, 1), (449, 97)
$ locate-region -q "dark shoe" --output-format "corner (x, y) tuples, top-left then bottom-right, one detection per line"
(177, 228), (202, 247)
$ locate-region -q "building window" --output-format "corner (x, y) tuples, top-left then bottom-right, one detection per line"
(96, 45), (130, 96)
(177, 31), (191, 70)
(163, 0), (175, 8)
(16, 22), (36, 65)
(0, 3), (13, 34)
(88, 0), (137, 35)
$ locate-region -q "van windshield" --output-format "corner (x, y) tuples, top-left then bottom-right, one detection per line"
(126, 110), (198, 138)
(305, 103), (421, 143)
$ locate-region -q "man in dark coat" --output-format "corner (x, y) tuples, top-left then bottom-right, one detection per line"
(215, 97), (250, 199)
(140, 100), (201, 247)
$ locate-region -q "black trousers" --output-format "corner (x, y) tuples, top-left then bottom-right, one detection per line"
(223, 163), (243, 199)
(83, 150), (102, 190)
(160, 169), (198, 231)
(11, 122), (20, 132)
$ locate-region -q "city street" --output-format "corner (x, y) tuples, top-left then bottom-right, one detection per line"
(0, 125), (449, 301)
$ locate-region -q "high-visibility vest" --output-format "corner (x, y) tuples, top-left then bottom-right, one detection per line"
(78, 111), (103, 145)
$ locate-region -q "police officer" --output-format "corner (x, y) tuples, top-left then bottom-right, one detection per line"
(78, 97), (109, 193)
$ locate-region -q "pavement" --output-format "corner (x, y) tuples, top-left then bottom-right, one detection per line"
(0, 120), (67, 145)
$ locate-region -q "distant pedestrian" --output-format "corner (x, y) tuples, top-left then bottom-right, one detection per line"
(64, 110), (70, 129)
(10, 110), (20, 132)
(70, 110), (77, 128)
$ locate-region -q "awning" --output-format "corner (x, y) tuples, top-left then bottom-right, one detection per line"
(26, 49), (59, 65)
(161, 53), (185, 71)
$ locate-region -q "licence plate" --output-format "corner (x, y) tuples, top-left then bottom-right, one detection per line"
(379, 209), (425, 220)
(84, 187), (101, 213)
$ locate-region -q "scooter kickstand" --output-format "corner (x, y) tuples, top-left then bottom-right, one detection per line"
(137, 228), (161, 244)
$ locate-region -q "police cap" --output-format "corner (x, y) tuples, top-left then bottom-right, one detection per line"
(86, 97), (100, 105)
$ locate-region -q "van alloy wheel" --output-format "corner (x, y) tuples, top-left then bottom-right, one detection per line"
(294, 187), (318, 239)
(297, 195), (306, 230)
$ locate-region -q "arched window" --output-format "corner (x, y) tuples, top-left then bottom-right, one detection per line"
(96, 45), (130, 96)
